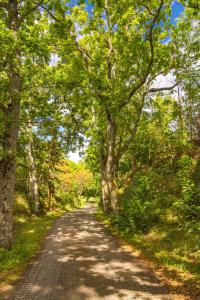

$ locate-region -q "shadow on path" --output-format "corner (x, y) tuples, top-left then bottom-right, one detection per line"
(9, 206), (171, 300)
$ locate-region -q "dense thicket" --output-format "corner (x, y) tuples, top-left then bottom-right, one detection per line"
(0, 0), (199, 255)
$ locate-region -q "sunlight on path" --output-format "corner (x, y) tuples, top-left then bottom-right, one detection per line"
(8, 207), (171, 300)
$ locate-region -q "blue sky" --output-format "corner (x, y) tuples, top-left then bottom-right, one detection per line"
(69, 0), (184, 21)
(171, 1), (184, 23)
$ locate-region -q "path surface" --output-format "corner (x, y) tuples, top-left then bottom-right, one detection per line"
(9, 207), (171, 300)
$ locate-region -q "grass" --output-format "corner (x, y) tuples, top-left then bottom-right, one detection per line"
(0, 213), (60, 288)
(96, 208), (200, 300)
(0, 195), (67, 295)
(0, 192), (88, 295)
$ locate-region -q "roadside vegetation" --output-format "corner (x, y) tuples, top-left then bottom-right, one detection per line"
(97, 207), (200, 300)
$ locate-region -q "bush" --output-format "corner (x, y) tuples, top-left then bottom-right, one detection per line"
(112, 196), (160, 234)
(174, 155), (200, 233)
(112, 171), (161, 234)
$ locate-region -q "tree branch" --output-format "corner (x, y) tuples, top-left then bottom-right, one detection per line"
(0, 2), (8, 10)
(119, 0), (164, 110)
(143, 4), (156, 17)
(33, 1), (60, 22)
(117, 93), (146, 161)
(69, 29), (93, 70)
(149, 82), (177, 93)
(146, 71), (164, 86)
(18, 1), (44, 27)
(105, 0), (115, 81)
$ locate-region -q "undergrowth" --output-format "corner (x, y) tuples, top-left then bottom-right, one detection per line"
(0, 194), (80, 293)
(96, 208), (200, 300)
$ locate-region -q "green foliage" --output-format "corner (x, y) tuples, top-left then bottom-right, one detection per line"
(177, 155), (195, 202)
(174, 155), (200, 232)
(110, 171), (161, 234)
(97, 206), (200, 298)
(55, 160), (93, 209)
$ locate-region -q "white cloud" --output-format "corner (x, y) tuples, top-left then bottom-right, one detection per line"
(49, 54), (60, 66)
(151, 72), (187, 100)
(68, 151), (81, 163)
(152, 73), (176, 89)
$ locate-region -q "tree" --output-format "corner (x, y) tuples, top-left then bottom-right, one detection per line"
(0, 0), (23, 249)
(0, 0), (50, 249)
(56, 0), (182, 211)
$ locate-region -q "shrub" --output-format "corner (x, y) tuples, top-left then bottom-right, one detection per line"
(113, 171), (161, 234)
(175, 155), (200, 233)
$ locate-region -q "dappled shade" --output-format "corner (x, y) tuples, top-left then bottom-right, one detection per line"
(9, 207), (170, 300)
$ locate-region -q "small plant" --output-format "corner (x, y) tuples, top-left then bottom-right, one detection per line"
(175, 155), (199, 233)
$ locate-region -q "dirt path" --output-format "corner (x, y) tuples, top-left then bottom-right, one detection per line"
(8, 206), (171, 300)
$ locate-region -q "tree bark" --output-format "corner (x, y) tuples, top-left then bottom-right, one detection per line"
(26, 138), (42, 215)
(47, 175), (55, 211)
(101, 169), (110, 211)
(0, 101), (20, 249)
(104, 116), (118, 212)
(0, 0), (21, 249)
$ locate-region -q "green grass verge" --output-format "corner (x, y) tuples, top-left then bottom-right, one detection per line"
(96, 208), (200, 299)
(0, 210), (63, 288)
(0, 192), (87, 292)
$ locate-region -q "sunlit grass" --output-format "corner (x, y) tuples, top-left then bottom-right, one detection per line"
(0, 193), (84, 293)
(0, 214), (56, 285)
(96, 208), (200, 298)
(0, 195), (66, 290)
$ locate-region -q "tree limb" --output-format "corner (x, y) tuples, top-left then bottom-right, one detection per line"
(146, 71), (164, 86)
(69, 29), (93, 71)
(143, 0), (164, 80)
(33, 1), (60, 22)
(143, 4), (156, 17)
(0, 2), (8, 9)
(119, 0), (164, 110)
(117, 93), (146, 161)
(149, 82), (177, 93)
(105, 0), (115, 81)
(18, 1), (44, 27)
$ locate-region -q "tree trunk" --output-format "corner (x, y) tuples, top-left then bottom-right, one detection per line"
(47, 178), (55, 211)
(0, 0), (21, 249)
(100, 148), (110, 211)
(105, 116), (118, 212)
(0, 102), (20, 249)
(109, 180), (118, 211)
(177, 85), (184, 142)
(101, 172), (110, 211)
(26, 140), (42, 216)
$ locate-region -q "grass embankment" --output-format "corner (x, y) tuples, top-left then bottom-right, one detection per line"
(0, 195), (70, 296)
(96, 209), (200, 300)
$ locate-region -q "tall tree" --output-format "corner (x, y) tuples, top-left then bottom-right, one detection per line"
(56, 0), (181, 211)
(0, 0), (22, 249)
(0, 0), (50, 249)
